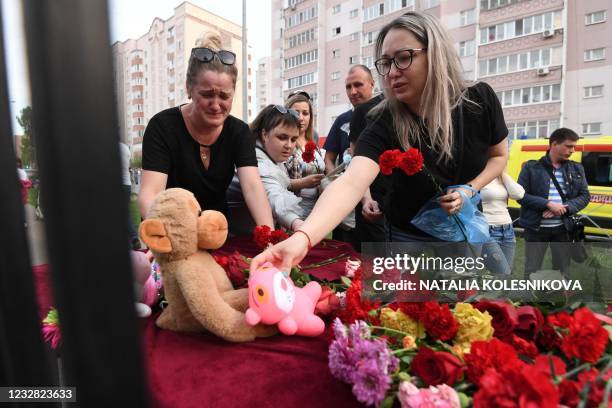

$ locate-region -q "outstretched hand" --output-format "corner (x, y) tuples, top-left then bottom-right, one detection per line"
(250, 233), (311, 274)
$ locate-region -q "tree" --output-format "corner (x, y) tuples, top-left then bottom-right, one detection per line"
(17, 106), (34, 167)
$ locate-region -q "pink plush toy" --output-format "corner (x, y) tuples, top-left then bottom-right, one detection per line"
(245, 262), (325, 337)
(131, 251), (160, 318)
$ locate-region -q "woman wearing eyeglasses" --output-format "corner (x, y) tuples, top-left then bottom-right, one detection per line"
(284, 92), (325, 218)
(139, 33), (274, 230)
(251, 12), (508, 271)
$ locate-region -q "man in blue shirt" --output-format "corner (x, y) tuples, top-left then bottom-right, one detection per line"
(323, 65), (375, 173)
(517, 128), (590, 278)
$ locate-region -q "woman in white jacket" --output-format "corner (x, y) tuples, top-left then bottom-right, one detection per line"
(227, 105), (308, 235)
(480, 172), (525, 275)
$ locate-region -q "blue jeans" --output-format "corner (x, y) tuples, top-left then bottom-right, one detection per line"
(482, 224), (516, 275)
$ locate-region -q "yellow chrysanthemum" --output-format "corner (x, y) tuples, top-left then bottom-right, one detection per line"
(453, 303), (493, 352)
(379, 307), (425, 339)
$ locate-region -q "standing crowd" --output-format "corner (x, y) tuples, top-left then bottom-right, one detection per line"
(135, 11), (590, 278)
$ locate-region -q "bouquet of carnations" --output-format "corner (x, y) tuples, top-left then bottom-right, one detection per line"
(329, 271), (612, 408)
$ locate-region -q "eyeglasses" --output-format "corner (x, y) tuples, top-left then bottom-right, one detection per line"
(374, 48), (427, 76)
(287, 89), (311, 100)
(273, 105), (300, 120)
(191, 47), (236, 66)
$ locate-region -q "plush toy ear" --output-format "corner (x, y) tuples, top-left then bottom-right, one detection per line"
(139, 219), (172, 253)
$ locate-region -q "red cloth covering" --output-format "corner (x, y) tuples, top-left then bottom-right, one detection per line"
(33, 237), (362, 407)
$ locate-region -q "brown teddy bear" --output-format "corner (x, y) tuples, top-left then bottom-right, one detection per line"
(139, 188), (274, 342)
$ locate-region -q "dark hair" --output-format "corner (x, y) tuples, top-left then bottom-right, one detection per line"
(549, 127), (579, 145)
(348, 64), (374, 82)
(250, 105), (300, 142)
(16, 157), (23, 168)
(186, 32), (238, 93)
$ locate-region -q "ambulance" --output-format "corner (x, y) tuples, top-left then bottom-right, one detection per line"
(506, 136), (612, 238)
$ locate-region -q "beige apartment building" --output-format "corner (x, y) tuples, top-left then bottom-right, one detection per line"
(112, 1), (255, 153)
(257, 57), (273, 112)
(267, 0), (611, 139)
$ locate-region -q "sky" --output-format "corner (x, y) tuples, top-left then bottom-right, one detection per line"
(2, 0), (271, 133)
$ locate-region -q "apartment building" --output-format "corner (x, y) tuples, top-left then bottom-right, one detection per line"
(257, 57), (273, 112)
(112, 1), (255, 153)
(270, 0), (611, 138)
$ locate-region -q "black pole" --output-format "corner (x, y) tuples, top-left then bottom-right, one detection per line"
(21, 0), (147, 406)
(0, 1), (53, 395)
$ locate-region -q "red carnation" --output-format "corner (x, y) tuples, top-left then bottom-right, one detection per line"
(532, 355), (566, 378)
(561, 307), (608, 363)
(547, 311), (573, 328)
(410, 346), (464, 386)
(304, 140), (317, 152)
(337, 269), (379, 324)
(253, 225), (272, 248)
(389, 302), (427, 321)
(213, 254), (229, 268)
(301, 150), (315, 163)
(226, 251), (249, 287)
(473, 365), (559, 408)
(536, 323), (562, 350)
(474, 300), (518, 339)
(506, 333), (539, 359)
(378, 149), (402, 175)
(558, 380), (581, 408)
(422, 302), (459, 341)
(270, 229), (289, 244)
(577, 368), (612, 408)
(397, 147), (424, 176)
(464, 338), (522, 384)
(514, 305), (544, 341)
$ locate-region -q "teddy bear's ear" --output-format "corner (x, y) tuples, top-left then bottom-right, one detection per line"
(139, 219), (172, 253)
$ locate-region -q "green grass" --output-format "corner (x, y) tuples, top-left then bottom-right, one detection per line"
(129, 195), (141, 229)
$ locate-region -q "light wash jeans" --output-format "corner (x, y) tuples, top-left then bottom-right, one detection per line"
(481, 223), (516, 275)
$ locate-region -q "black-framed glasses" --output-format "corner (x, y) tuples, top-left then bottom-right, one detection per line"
(287, 89), (311, 100)
(273, 105), (300, 120)
(191, 47), (236, 66)
(374, 48), (427, 76)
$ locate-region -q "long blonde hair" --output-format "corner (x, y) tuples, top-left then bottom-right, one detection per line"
(373, 12), (468, 163)
(285, 94), (314, 142)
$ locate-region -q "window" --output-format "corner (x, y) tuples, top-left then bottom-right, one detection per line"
(350, 32), (359, 41)
(332, 4), (341, 14)
(496, 84), (561, 107)
(584, 85), (604, 98)
(332, 49), (341, 58)
(585, 11), (607, 25)
(582, 152), (612, 187)
(287, 72), (315, 89)
(332, 26), (341, 36)
(480, 11), (557, 44)
(478, 47), (559, 77)
(582, 122), (602, 135)
(349, 55), (358, 64)
(458, 40), (475, 57)
(350, 9), (358, 18)
(364, 30), (379, 45)
(331, 71), (340, 80)
(506, 119), (560, 139)
(423, 0), (439, 9)
(362, 56), (374, 68)
(284, 49), (318, 69)
(286, 7), (317, 28)
(364, 4), (384, 21)
(331, 93), (339, 103)
(460, 9), (476, 26)
(286, 29), (316, 48)
(584, 48), (606, 62)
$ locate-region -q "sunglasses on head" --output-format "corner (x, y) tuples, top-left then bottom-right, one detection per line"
(273, 105), (300, 120)
(191, 47), (236, 66)
(287, 89), (311, 100)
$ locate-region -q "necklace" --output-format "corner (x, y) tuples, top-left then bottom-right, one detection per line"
(199, 145), (210, 162)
